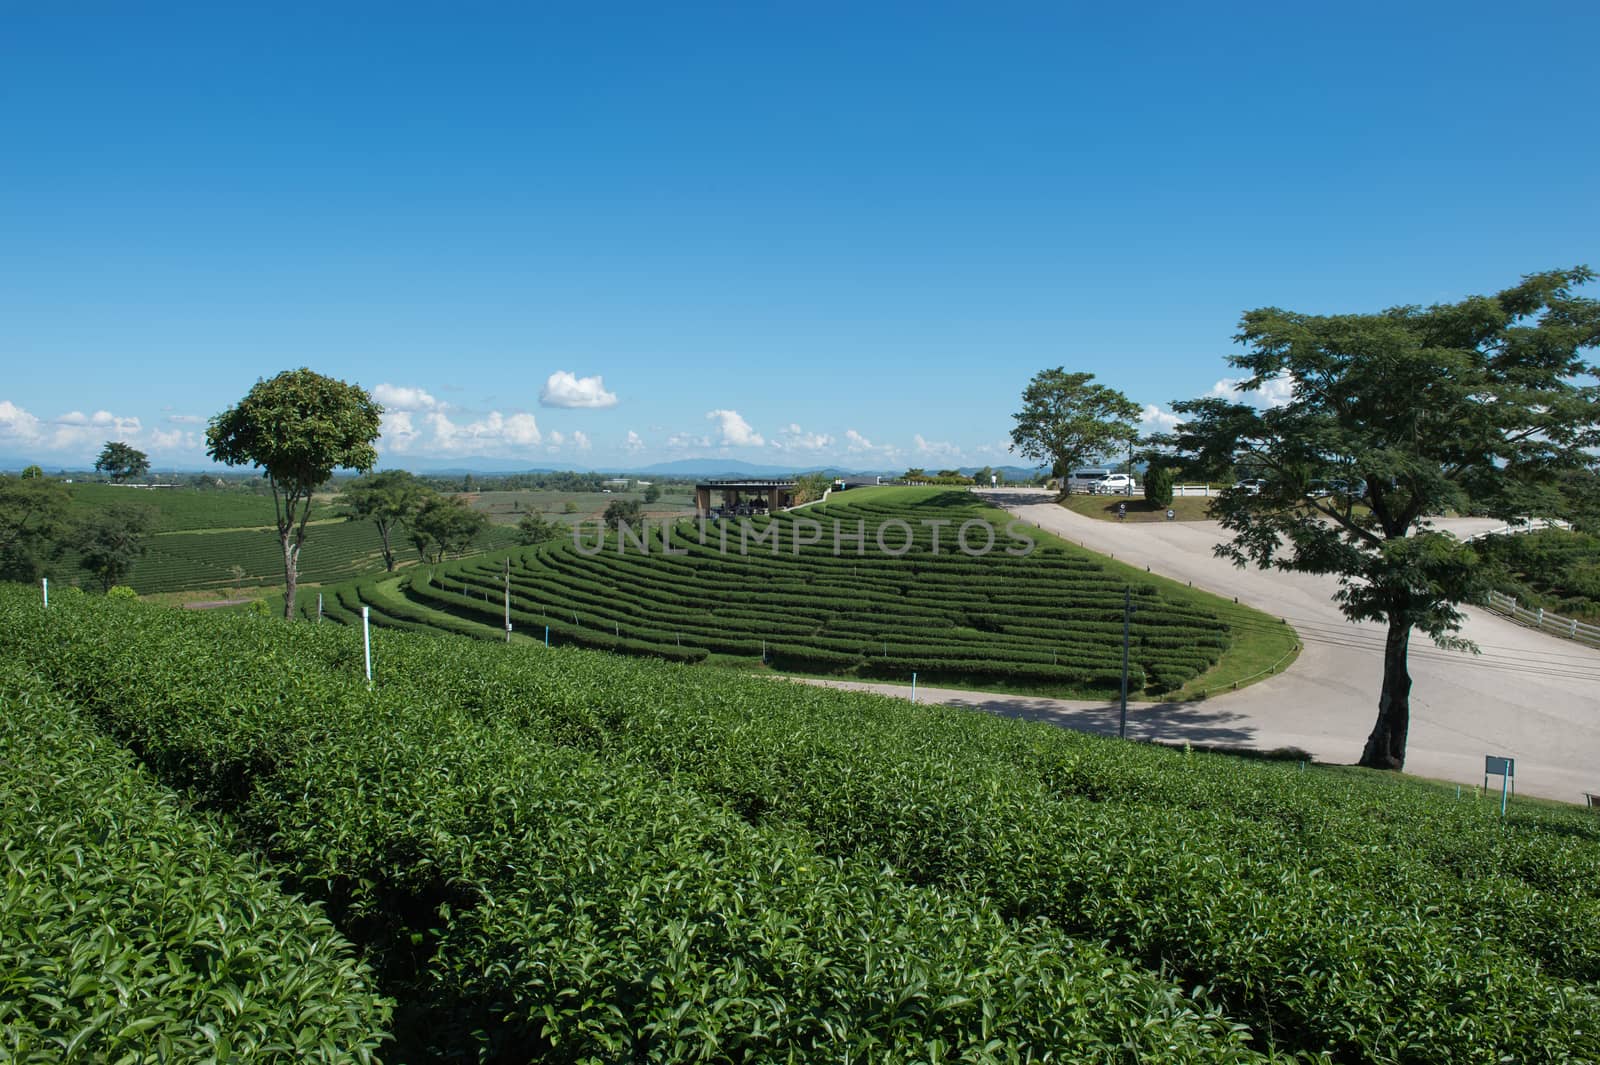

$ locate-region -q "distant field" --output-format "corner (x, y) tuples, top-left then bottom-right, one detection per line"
(54, 482), (516, 597)
(66, 482), (283, 531)
(467, 486), (696, 525)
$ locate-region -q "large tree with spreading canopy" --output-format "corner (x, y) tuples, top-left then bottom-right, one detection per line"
(1169, 268), (1599, 770)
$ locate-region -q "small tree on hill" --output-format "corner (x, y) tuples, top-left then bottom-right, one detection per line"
(1169, 267), (1600, 771)
(602, 498), (644, 531)
(20, 465), (43, 480)
(206, 369), (383, 619)
(1010, 369), (1140, 494)
(643, 483), (662, 504)
(517, 510), (563, 545)
(336, 470), (431, 572)
(410, 496), (489, 562)
(95, 441), (150, 483)
(74, 503), (153, 592)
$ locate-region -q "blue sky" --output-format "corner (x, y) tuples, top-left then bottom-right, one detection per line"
(2, 3), (1596, 472)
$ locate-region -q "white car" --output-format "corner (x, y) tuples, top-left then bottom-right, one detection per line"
(1093, 474), (1138, 494)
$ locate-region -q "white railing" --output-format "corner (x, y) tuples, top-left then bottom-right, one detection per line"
(1172, 484), (1219, 497)
(1463, 517), (1573, 542)
(1483, 590), (1600, 648)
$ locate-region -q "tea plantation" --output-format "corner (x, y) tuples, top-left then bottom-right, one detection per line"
(4, 585), (1598, 1063)
(312, 487), (1296, 698)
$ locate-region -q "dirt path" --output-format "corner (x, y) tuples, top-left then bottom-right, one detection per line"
(879, 489), (1599, 803)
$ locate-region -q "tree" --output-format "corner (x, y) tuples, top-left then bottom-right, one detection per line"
(0, 474), (70, 581)
(791, 472), (832, 505)
(74, 503), (153, 592)
(643, 483), (662, 504)
(1169, 268), (1600, 771)
(602, 498), (644, 531)
(410, 495), (489, 562)
(206, 369), (382, 619)
(902, 468), (928, 483)
(517, 510), (563, 545)
(20, 465), (43, 480)
(1010, 369), (1140, 494)
(336, 470), (431, 571)
(1143, 463), (1175, 508)
(95, 441), (150, 483)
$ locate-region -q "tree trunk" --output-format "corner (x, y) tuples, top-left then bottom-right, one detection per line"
(1359, 616), (1413, 770)
(376, 519), (395, 571)
(281, 528), (299, 620)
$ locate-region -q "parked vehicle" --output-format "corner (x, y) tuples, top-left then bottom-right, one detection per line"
(1067, 468), (1113, 493)
(1093, 473), (1138, 495)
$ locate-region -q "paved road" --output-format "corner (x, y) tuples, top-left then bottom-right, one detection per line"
(845, 489), (1599, 802)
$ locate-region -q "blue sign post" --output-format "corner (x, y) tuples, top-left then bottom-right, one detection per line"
(1484, 755), (1515, 817)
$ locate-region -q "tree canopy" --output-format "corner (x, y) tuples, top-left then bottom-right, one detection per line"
(336, 470), (430, 572)
(74, 503), (153, 592)
(1168, 267), (1600, 770)
(206, 369), (383, 618)
(1010, 370), (1140, 493)
(0, 475), (69, 582)
(94, 441), (150, 483)
(410, 495), (489, 562)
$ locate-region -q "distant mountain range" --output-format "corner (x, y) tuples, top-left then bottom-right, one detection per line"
(4, 453), (1048, 482)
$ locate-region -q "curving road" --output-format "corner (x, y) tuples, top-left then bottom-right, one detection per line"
(829, 489), (1599, 802)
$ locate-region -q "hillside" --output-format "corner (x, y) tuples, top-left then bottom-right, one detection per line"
(308, 487), (1298, 699)
(3, 586), (1597, 1062)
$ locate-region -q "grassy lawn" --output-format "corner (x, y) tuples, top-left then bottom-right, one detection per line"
(1058, 492), (1218, 522)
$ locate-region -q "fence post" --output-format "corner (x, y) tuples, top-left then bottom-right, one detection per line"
(1536, 607), (1544, 629)
(41, 578), (48, 608)
(362, 607), (373, 688)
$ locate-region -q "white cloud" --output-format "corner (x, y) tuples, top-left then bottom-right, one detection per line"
(771, 422), (834, 452)
(540, 371), (618, 409)
(0, 399), (206, 463)
(844, 429), (876, 453)
(423, 409), (542, 452)
(705, 409), (764, 447)
(373, 383), (440, 411)
(573, 430), (592, 451)
(913, 433), (962, 462)
(666, 431), (712, 450)
(547, 430), (566, 447)
(0, 400), (43, 443)
(1210, 374), (1295, 409)
(167, 413), (202, 425)
(147, 428), (198, 451)
(1139, 403), (1180, 431)
(624, 429), (645, 453)
(49, 410), (142, 450)
(380, 410), (419, 451)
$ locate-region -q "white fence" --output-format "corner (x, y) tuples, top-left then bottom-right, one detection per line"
(1172, 484), (1220, 497)
(1464, 517), (1573, 542)
(1483, 590), (1600, 649)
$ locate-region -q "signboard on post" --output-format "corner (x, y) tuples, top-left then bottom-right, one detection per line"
(1484, 755), (1515, 816)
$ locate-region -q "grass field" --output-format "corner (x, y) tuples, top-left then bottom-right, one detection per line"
(314, 486), (1298, 700)
(54, 482), (518, 598)
(4, 585), (1596, 1063)
(466, 485), (697, 525)
(1058, 492), (1219, 521)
